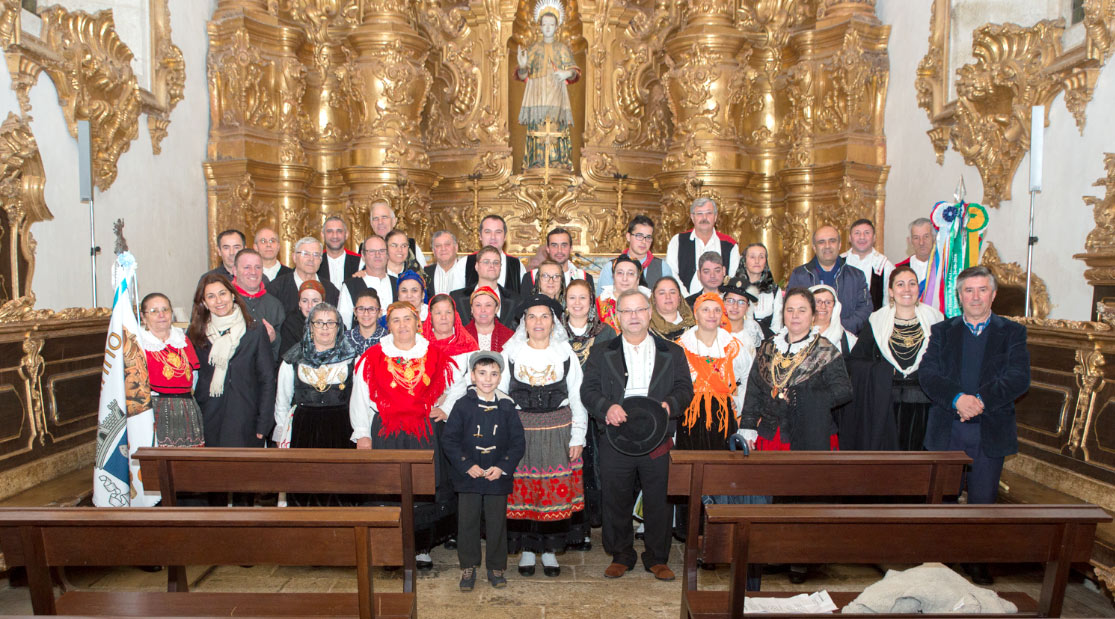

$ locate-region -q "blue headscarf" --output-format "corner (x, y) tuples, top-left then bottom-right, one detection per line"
(379, 269), (429, 328)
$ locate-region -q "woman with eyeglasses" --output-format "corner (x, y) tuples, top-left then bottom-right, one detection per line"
(139, 292), (204, 447)
(188, 274), (276, 450)
(809, 284), (857, 355)
(595, 255), (649, 333)
(649, 276), (695, 341)
(273, 302), (359, 505)
(279, 280), (325, 359)
(350, 300), (457, 570)
(344, 289), (387, 354)
(719, 276), (764, 354)
(532, 260), (566, 304)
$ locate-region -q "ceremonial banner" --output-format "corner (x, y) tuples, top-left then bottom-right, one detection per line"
(93, 253), (158, 507)
(930, 200), (989, 318)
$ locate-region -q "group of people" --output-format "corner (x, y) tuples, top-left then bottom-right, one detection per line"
(134, 196), (1029, 591)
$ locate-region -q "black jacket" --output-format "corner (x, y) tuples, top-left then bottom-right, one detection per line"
(317, 251), (361, 285)
(194, 323), (277, 447)
(268, 272), (340, 315)
(580, 334), (694, 449)
(464, 252), (523, 296)
(919, 314), (1030, 457)
(443, 388), (526, 495)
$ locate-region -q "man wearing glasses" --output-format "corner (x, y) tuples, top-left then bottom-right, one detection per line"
(253, 227), (292, 283)
(452, 245), (519, 329)
(581, 289), (693, 582)
(595, 215), (672, 295)
(338, 235), (397, 329)
(267, 237), (340, 314)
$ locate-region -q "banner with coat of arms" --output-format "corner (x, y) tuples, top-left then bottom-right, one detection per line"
(93, 252), (158, 507)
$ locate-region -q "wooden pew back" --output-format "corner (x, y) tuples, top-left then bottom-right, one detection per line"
(0, 507), (409, 618)
(135, 447), (434, 593)
(701, 504), (1110, 619)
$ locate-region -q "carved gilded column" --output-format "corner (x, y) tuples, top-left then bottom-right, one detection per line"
(655, 0), (752, 249)
(340, 2), (436, 249)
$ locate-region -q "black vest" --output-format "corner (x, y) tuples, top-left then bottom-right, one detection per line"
(292, 362), (354, 408)
(508, 357), (571, 413)
(870, 269), (885, 311)
(677, 234), (734, 291)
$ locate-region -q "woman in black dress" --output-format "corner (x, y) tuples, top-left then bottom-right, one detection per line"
(846, 266), (944, 451)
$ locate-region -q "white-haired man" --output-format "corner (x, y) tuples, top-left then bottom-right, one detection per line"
(665, 197), (739, 297)
(268, 237), (340, 314)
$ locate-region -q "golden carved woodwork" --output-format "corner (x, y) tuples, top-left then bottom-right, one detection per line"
(0, 0), (185, 188)
(980, 241), (1051, 319)
(205, 0), (890, 281)
(916, 0), (1115, 207)
(0, 112), (49, 305)
(17, 333), (45, 446)
(1076, 152), (1115, 288)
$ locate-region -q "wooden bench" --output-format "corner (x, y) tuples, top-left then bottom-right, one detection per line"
(0, 506), (414, 618)
(668, 450), (970, 597)
(135, 447), (435, 593)
(685, 503), (1110, 618)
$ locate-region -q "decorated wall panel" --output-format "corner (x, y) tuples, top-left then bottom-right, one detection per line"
(204, 0), (891, 279)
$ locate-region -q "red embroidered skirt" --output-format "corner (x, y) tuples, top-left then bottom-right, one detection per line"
(754, 428), (840, 451)
(507, 406), (584, 522)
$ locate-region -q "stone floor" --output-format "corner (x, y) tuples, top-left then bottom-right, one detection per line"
(0, 527), (1112, 617)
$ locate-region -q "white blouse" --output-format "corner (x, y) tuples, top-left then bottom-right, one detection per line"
(348, 335), (429, 442)
(273, 360), (350, 446)
(498, 341), (588, 448)
(679, 327), (754, 415)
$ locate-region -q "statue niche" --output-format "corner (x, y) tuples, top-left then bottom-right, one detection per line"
(516, 0), (580, 171)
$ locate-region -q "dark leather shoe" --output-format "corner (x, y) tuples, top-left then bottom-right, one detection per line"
(444, 537), (457, 550)
(604, 562), (629, 579)
(416, 558), (433, 571)
(518, 564), (535, 577)
(646, 564), (675, 581)
(543, 565), (561, 577)
(568, 539), (592, 552)
(697, 559), (716, 571)
(963, 563), (994, 585)
(788, 569), (807, 584)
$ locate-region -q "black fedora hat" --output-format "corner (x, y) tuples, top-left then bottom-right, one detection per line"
(605, 396), (669, 456)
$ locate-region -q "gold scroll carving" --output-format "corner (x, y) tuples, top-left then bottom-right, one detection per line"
(0, 0), (185, 187)
(979, 241), (1050, 319)
(205, 0), (891, 280)
(1075, 152), (1115, 288)
(916, 0), (1115, 208)
(0, 112), (49, 305)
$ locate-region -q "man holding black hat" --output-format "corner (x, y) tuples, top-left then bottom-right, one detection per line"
(581, 289), (694, 581)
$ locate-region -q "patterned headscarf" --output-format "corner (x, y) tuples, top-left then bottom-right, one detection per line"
(283, 303), (358, 368)
(396, 270), (428, 304)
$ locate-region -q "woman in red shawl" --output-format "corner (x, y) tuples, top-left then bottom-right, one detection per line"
(462, 286), (514, 352)
(350, 300), (456, 570)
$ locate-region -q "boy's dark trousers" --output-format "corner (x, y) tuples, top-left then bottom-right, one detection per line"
(457, 492), (509, 570)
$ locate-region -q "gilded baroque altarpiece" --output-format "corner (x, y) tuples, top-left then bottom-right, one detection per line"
(203, 0), (891, 279)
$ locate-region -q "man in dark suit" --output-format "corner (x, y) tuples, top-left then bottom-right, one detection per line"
(463, 214), (523, 296)
(581, 289), (694, 582)
(452, 245), (518, 328)
(920, 265), (1030, 585)
(317, 216), (360, 285)
(268, 237), (340, 314)
(198, 229), (244, 286)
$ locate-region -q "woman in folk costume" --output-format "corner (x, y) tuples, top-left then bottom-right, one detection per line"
(343, 288), (388, 355)
(739, 288), (852, 453)
(395, 270), (430, 322)
(516, 0), (580, 170)
(273, 302), (358, 505)
(350, 300), (457, 570)
(424, 293), (481, 400)
(139, 292), (204, 447)
(719, 276), (764, 354)
(677, 293), (754, 451)
(188, 273), (276, 450)
(847, 266), (944, 451)
(595, 255), (650, 333)
(809, 284), (857, 355)
(735, 243), (783, 338)
(500, 294), (587, 578)
(279, 280), (325, 360)
(649, 276), (695, 341)
(462, 286), (514, 353)
(562, 278), (617, 550)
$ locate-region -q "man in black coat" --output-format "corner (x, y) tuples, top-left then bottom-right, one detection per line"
(452, 245), (518, 328)
(268, 237), (340, 314)
(463, 214), (522, 296)
(581, 289), (694, 582)
(919, 266), (1030, 584)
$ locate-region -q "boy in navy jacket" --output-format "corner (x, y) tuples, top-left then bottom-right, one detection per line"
(443, 351), (526, 591)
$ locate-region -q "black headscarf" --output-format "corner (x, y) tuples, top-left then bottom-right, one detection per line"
(283, 304), (358, 368)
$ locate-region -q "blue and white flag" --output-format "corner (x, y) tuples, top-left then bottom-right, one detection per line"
(93, 252), (158, 507)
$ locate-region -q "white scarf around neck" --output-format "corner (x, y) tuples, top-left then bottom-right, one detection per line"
(868, 303), (943, 377)
(205, 306), (247, 397)
(139, 325), (187, 352)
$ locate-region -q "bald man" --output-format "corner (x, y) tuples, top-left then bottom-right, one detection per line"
(786, 225), (871, 334)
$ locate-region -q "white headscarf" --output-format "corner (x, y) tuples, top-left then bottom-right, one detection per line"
(809, 284), (857, 351)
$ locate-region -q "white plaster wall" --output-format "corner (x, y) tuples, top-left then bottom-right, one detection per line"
(0, 2), (213, 318)
(877, 0), (1112, 321)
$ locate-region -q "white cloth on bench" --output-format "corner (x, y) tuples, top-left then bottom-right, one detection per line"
(844, 563), (1018, 614)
